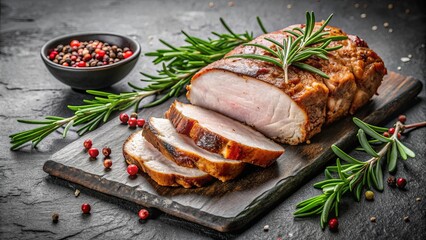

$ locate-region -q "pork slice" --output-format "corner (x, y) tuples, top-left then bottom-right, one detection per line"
(165, 101), (284, 167)
(143, 118), (245, 182)
(187, 59), (329, 145)
(123, 131), (213, 188)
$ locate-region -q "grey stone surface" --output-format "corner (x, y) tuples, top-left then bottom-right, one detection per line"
(0, 0), (425, 239)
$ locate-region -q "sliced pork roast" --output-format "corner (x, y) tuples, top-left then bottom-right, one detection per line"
(123, 131), (213, 188)
(187, 23), (386, 145)
(143, 118), (245, 182)
(165, 101), (284, 167)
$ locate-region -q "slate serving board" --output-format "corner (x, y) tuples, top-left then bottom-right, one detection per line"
(43, 72), (422, 232)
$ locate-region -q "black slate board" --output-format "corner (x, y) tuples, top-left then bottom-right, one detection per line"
(43, 72), (422, 232)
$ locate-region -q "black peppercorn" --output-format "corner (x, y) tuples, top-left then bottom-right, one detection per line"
(387, 176), (396, 187)
(117, 52), (124, 59)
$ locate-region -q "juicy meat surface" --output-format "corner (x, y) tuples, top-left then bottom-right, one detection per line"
(165, 101), (284, 167)
(187, 23), (386, 145)
(122, 130), (213, 188)
(143, 118), (245, 182)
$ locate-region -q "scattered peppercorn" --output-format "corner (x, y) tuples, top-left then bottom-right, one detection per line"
(52, 212), (59, 223)
(398, 115), (407, 123)
(75, 189), (80, 197)
(127, 164), (139, 176)
(370, 216), (376, 222)
(48, 40), (132, 68)
(365, 190), (375, 201)
(128, 117), (137, 128)
(263, 225), (269, 231)
(403, 216), (410, 222)
(387, 176), (396, 187)
(328, 218), (338, 232)
(416, 197), (421, 202)
(103, 159), (113, 169)
(83, 139), (93, 149)
(396, 178), (407, 189)
(88, 148), (99, 158)
(81, 203), (91, 214)
(130, 112), (138, 119)
(137, 119), (146, 128)
(102, 147), (111, 157)
(138, 209), (150, 220)
(119, 113), (129, 124)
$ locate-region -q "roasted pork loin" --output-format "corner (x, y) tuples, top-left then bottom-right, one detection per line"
(187, 23), (386, 145)
(165, 101), (284, 167)
(143, 118), (245, 182)
(123, 131), (213, 188)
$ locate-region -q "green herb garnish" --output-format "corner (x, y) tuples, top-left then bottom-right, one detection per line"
(294, 117), (421, 229)
(227, 12), (347, 83)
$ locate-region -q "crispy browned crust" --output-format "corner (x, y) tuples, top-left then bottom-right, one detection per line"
(142, 119), (245, 182)
(165, 101), (284, 167)
(122, 132), (213, 188)
(188, 23), (386, 144)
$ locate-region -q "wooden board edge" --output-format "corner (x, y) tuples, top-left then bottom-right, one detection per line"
(42, 160), (236, 232)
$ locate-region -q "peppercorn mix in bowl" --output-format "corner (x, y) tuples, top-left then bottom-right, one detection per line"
(41, 32), (141, 90)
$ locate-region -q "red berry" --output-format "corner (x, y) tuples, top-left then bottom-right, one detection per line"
(88, 148), (99, 158)
(77, 61), (86, 67)
(119, 113), (129, 124)
(70, 40), (80, 48)
(137, 118), (145, 128)
(328, 218), (338, 232)
(123, 51), (133, 59)
(128, 117), (137, 128)
(398, 115), (407, 123)
(138, 209), (149, 220)
(83, 139), (93, 149)
(396, 178), (407, 189)
(103, 159), (112, 169)
(397, 133), (401, 139)
(49, 53), (57, 60)
(389, 128), (395, 134)
(81, 203), (91, 214)
(127, 164), (139, 176)
(97, 50), (106, 58)
(102, 147), (111, 157)
(71, 55), (77, 61)
(62, 62), (69, 66)
(383, 131), (390, 137)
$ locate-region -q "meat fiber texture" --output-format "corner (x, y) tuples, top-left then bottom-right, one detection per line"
(165, 101), (284, 167)
(187, 23), (387, 145)
(123, 131), (213, 188)
(143, 117), (246, 182)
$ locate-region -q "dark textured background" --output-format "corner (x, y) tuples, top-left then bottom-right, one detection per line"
(1, 0), (425, 239)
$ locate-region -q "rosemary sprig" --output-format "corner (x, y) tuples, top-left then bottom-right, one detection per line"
(227, 12), (347, 83)
(9, 90), (157, 150)
(9, 18), (266, 150)
(293, 117), (425, 229)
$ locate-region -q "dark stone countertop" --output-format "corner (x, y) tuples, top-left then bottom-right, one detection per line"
(1, 0), (425, 239)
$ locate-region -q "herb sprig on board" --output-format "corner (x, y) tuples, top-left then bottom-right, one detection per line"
(9, 18), (267, 150)
(294, 117), (425, 229)
(227, 12), (347, 83)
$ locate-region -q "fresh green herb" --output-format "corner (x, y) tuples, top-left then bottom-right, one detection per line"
(227, 12), (347, 83)
(293, 117), (425, 229)
(9, 17), (266, 150)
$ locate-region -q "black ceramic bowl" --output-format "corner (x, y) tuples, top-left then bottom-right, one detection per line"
(41, 32), (141, 90)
